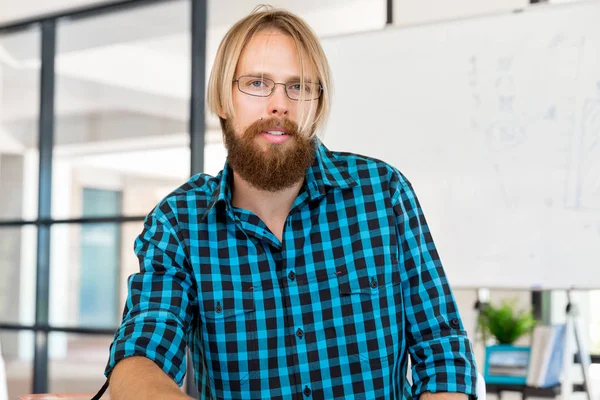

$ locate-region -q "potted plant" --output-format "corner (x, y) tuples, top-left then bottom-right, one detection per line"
(478, 298), (536, 385)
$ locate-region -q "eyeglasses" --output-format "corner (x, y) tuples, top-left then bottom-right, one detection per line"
(233, 75), (322, 101)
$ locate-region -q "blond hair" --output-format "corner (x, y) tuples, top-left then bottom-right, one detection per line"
(207, 5), (332, 137)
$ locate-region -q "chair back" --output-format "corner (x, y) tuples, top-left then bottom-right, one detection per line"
(0, 338), (8, 400)
(477, 371), (486, 400)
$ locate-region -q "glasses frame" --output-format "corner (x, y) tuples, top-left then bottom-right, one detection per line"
(233, 75), (323, 101)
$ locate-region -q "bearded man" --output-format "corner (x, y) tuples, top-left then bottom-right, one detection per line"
(103, 6), (478, 400)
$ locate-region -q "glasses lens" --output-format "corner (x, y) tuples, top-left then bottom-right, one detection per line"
(238, 76), (273, 96)
(286, 82), (321, 100)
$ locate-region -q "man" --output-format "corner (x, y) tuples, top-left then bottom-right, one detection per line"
(104, 6), (478, 400)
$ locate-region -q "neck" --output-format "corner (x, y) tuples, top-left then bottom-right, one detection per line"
(230, 171), (304, 221)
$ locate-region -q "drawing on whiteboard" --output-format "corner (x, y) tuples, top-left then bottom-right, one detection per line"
(571, 99), (600, 210)
(499, 96), (514, 113)
(487, 121), (527, 151)
(468, 56), (480, 108)
(497, 56), (513, 72)
(493, 163), (515, 209)
(468, 56), (478, 83)
(545, 106), (557, 120)
(549, 33), (568, 48)
(556, 36), (588, 211)
(495, 75), (514, 91)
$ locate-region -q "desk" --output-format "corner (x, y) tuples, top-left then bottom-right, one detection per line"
(486, 383), (585, 399)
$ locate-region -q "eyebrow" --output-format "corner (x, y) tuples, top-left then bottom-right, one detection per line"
(243, 72), (314, 82)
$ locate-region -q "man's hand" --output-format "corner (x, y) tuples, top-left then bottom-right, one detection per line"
(420, 392), (469, 400)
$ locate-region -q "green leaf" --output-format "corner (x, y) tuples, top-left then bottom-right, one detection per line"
(477, 298), (536, 344)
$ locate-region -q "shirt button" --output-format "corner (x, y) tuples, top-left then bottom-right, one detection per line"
(370, 277), (378, 289)
(215, 302), (222, 313)
(288, 271), (296, 281)
(296, 328), (304, 339)
(303, 386), (311, 397)
(450, 318), (460, 328)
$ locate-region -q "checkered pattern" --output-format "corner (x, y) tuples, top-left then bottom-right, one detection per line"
(105, 140), (478, 399)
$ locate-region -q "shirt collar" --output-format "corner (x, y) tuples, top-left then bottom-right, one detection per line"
(202, 165), (232, 220)
(304, 139), (357, 200)
(202, 139), (357, 220)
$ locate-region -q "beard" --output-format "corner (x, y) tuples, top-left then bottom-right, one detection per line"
(223, 117), (317, 192)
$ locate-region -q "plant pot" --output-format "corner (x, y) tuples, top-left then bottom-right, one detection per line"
(483, 344), (531, 385)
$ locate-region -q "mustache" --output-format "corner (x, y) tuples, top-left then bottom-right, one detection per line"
(245, 117), (300, 138)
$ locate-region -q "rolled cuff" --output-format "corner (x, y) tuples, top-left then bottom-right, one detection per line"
(104, 310), (188, 386)
(410, 330), (478, 399)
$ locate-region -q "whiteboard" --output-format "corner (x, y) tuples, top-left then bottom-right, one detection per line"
(321, 1), (600, 289)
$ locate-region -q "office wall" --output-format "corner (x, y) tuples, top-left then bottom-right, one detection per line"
(394, 0), (529, 26)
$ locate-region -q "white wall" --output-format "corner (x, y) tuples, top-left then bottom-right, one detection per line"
(394, 0), (529, 26)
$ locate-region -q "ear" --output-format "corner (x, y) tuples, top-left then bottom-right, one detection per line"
(216, 106), (227, 120)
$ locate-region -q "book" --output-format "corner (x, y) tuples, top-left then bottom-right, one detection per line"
(540, 324), (567, 387)
(526, 325), (552, 387)
(526, 324), (568, 388)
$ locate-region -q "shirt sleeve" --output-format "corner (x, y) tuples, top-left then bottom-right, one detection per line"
(391, 172), (478, 399)
(104, 206), (197, 386)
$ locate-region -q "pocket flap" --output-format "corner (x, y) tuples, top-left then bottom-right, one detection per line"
(336, 259), (401, 295)
(202, 290), (255, 320)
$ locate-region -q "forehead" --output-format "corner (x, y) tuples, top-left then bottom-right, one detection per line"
(236, 29), (314, 79)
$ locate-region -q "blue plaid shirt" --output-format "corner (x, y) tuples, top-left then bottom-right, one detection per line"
(105, 141), (478, 399)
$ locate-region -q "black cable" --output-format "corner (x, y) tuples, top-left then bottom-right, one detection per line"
(91, 379), (109, 400)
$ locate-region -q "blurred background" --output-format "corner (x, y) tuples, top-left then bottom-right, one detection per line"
(0, 0), (599, 399)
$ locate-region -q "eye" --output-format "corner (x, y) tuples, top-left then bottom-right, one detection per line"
(249, 79), (265, 87)
(290, 83), (315, 95)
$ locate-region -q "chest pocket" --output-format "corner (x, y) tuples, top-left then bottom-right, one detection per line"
(333, 256), (403, 371)
(198, 281), (259, 393)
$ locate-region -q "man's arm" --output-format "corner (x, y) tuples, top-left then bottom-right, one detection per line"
(104, 207), (198, 392)
(109, 357), (191, 400)
(421, 392), (469, 400)
(391, 171), (478, 399)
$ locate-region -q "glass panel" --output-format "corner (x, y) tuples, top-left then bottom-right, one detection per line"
(0, 28), (40, 221)
(53, 0), (191, 219)
(49, 221), (144, 329)
(0, 226), (37, 325)
(48, 333), (113, 395)
(2, 330), (34, 399)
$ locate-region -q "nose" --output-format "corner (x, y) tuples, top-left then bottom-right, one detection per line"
(267, 83), (290, 117)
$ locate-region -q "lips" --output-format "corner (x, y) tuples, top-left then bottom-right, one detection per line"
(260, 131), (290, 144)
(261, 128), (288, 136)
